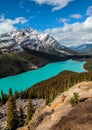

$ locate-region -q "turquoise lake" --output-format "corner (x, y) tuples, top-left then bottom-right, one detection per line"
(0, 59), (86, 94)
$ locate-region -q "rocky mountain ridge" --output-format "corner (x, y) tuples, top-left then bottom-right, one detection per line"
(0, 28), (74, 56)
(69, 44), (92, 54)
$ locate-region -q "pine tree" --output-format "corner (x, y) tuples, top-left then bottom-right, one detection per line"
(1, 90), (5, 104)
(18, 104), (25, 127)
(8, 88), (13, 97)
(26, 98), (34, 124)
(14, 90), (18, 99)
(0, 90), (7, 105)
(7, 96), (18, 130)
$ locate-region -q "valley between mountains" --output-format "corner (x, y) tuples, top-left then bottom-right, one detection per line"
(0, 28), (92, 78)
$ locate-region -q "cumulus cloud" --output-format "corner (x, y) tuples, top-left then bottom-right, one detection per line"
(44, 16), (92, 46)
(70, 14), (82, 19)
(86, 6), (92, 16)
(32, 0), (74, 11)
(0, 16), (27, 34)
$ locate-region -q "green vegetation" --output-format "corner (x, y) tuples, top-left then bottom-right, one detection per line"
(26, 98), (34, 124)
(0, 53), (29, 78)
(0, 49), (89, 78)
(0, 50), (92, 129)
(8, 88), (13, 97)
(19, 71), (92, 105)
(0, 50), (64, 78)
(83, 58), (92, 71)
(1, 70), (92, 106)
(0, 90), (8, 105)
(0, 70), (92, 129)
(69, 92), (79, 106)
(6, 89), (34, 129)
(18, 105), (25, 127)
(7, 91), (18, 130)
(62, 94), (66, 102)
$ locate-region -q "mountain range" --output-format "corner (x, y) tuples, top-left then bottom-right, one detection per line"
(0, 28), (74, 56)
(0, 28), (92, 58)
(69, 44), (92, 54)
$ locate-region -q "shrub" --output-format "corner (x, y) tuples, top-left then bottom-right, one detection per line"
(62, 94), (66, 102)
(69, 92), (79, 106)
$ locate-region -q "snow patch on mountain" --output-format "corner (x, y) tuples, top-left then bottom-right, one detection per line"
(0, 28), (73, 55)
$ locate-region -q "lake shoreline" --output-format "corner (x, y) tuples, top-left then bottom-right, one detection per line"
(81, 61), (87, 72)
(0, 59), (86, 95)
(0, 58), (86, 80)
(0, 52), (91, 79)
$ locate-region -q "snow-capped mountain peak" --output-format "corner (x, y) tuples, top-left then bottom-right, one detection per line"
(0, 28), (73, 55)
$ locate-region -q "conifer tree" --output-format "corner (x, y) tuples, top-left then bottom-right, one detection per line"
(14, 90), (18, 99)
(0, 90), (7, 105)
(1, 90), (5, 104)
(7, 92), (18, 130)
(26, 98), (34, 124)
(18, 104), (25, 127)
(8, 88), (13, 97)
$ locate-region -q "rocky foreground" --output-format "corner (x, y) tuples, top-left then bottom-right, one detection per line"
(17, 82), (92, 130)
(0, 82), (92, 130)
(0, 99), (45, 130)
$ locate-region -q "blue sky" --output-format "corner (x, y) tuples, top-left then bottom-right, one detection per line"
(0, 0), (92, 46)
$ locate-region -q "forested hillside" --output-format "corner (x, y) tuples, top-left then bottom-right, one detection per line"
(19, 71), (92, 104)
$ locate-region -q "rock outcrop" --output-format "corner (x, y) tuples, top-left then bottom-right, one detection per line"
(17, 82), (92, 130)
(1, 82), (92, 130)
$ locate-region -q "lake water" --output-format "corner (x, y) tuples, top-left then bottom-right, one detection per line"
(0, 59), (86, 94)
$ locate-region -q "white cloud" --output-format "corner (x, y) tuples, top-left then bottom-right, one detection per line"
(32, 0), (74, 11)
(86, 6), (92, 16)
(0, 16), (27, 34)
(70, 14), (82, 19)
(58, 18), (69, 23)
(44, 16), (92, 46)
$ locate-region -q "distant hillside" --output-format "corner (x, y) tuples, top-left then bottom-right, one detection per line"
(0, 50), (67, 78)
(69, 44), (92, 54)
(19, 70), (92, 104)
(0, 48), (90, 78)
